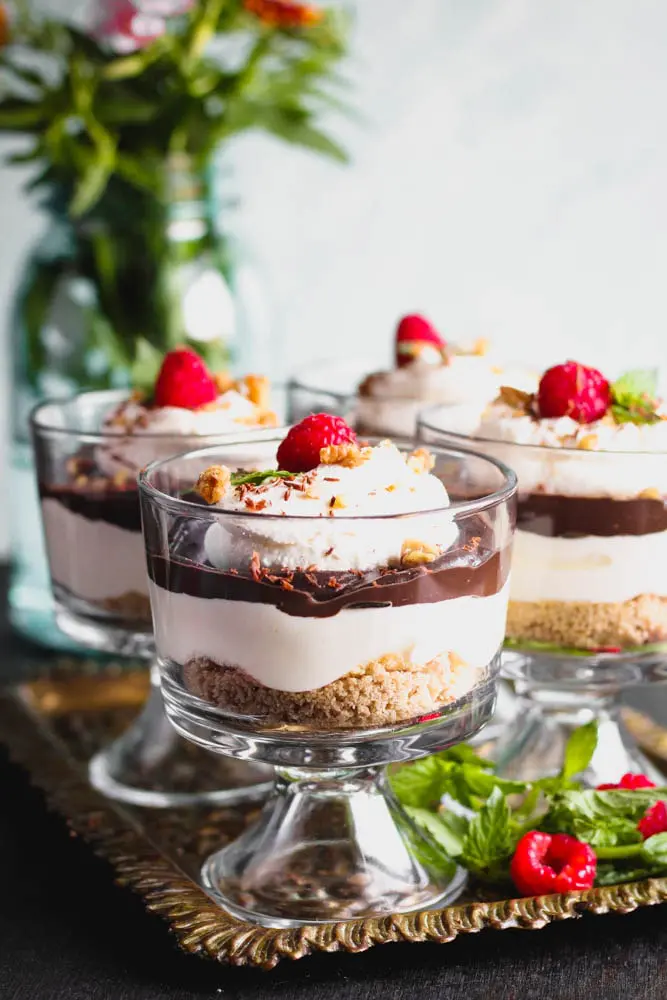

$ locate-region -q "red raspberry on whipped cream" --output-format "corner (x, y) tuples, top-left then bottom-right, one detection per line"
(154, 347), (219, 409)
(395, 314), (447, 368)
(277, 413), (357, 473)
(537, 361), (611, 425)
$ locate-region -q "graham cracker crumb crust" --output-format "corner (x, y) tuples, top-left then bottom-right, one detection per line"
(183, 651), (480, 729)
(507, 595), (667, 650)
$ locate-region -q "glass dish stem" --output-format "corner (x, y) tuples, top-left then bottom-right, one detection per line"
(201, 764), (465, 928)
(493, 671), (664, 786)
(89, 661), (272, 808)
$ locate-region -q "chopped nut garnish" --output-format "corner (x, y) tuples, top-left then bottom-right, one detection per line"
(400, 538), (440, 566)
(497, 385), (534, 412)
(213, 371), (235, 395)
(577, 434), (598, 451)
(319, 443), (370, 468)
(407, 447), (435, 474)
(639, 487), (662, 500)
(238, 374), (270, 409)
(195, 465), (231, 504)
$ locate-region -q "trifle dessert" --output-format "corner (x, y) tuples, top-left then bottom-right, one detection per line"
(33, 347), (279, 635)
(142, 414), (515, 731)
(354, 313), (536, 437)
(423, 361), (667, 654)
(140, 416), (516, 925)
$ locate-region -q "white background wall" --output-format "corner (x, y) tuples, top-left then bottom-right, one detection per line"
(2, 0), (667, 554)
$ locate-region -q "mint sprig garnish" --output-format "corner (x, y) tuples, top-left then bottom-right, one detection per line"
(391, 721), (667, 889)
(610, 368), (662, 426)
(230, 469), (296, 488)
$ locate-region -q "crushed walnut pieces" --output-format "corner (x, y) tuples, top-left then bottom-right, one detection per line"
(496, 385), (535, 414)
(194, 465), (231, 504)
(399, 538), (440, 566)
(319, 443), (371, 468)
(406, 447), (435, 474)
(576, 433), (598, 451)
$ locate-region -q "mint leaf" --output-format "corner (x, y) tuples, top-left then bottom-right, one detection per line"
(231, 470), (296, 487)
(406, 806), (468, 858)
(460, 787), (515, 881)
(390, 756), (454, 809)
(596, 861), (667, 886)
(611, 368), (661, 425)
(641, 832), (667, 866)
(546, 788), (667, 837)
(561, 720), (598, 781)
(612, 368), (658, 404)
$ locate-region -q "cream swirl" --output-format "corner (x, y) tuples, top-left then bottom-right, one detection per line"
(96, 389), (277, 478)
(202, 440), (457, 572)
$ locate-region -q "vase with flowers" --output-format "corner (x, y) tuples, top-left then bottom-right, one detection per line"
(0, 0), (349, 649)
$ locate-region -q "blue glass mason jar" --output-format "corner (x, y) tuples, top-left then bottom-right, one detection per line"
(8, 155), (270, 650)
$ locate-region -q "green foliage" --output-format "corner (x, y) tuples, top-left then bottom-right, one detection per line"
(0, 0), (351, 218)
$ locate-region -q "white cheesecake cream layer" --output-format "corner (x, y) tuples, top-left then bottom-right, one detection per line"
(150, 580), (510, 693)
(511, 529), (667, 604)
(41, 499), (147, 603)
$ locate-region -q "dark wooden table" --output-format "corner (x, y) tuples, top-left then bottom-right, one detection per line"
(2, 568), (667, 1000)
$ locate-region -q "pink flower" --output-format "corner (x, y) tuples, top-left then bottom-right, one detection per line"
(92, 0), (167, 53)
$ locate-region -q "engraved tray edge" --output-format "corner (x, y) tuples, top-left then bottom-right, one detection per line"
(2, 680), (667, 970)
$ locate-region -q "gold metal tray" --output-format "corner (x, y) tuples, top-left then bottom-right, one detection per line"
(2, 665), (667, 970)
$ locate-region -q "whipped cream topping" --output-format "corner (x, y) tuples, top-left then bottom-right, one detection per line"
(460, 399), (667, 499)
(202, 441), (458, 572)
(356, 352), (537, 437)
(96, 387), (276, 478)
(477, 401), (667, 453)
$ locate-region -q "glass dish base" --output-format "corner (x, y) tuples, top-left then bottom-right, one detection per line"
(496, 649), (667, 785)
(88, 676), (273, 809)
(201, 767), (467, 928)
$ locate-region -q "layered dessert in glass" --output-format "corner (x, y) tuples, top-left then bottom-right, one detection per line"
(33, 347), (279, 644)
(419, 361), (667, 782)
(289, 313), (535, 439)
(145, 418), (513, 730)
(469, 363), (667, 652)
(31, 347), (279, 807)
(140, 415), (516, 924)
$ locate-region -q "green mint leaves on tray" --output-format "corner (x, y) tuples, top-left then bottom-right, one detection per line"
(610, 368), (662, 425)
(390, 720), (667, 892)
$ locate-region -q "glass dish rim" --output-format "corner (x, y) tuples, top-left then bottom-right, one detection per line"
(29, 387), (286, 443)
(419, 404), (667, 458)
(138, 436), (518, 523)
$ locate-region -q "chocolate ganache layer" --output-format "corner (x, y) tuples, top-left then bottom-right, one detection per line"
(517, 492), (667, 538)
(142, 510), (511, 619)
(40, 483), (142, 533)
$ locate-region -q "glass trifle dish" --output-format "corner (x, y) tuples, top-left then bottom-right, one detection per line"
(31, 347), (280, 807)
(139, 414), (517, 926)
(420, 361), (667, 784)
(289, 313), (535, 438)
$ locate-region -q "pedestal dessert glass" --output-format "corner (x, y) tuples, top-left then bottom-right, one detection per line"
(139, 436), (516, 926)
(420, 407), (667, 785)
(31, 390), (277, 807)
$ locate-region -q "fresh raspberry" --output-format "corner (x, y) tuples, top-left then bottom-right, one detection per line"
(277, 414), (357, 473)
(153, 348), (218, 410)
(597, 773), (657, 791)
(638, 801), (667, 839)
(395, 314), (446, 368)
(536, 361), (611, 424)
(510, 831), (596, 896)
